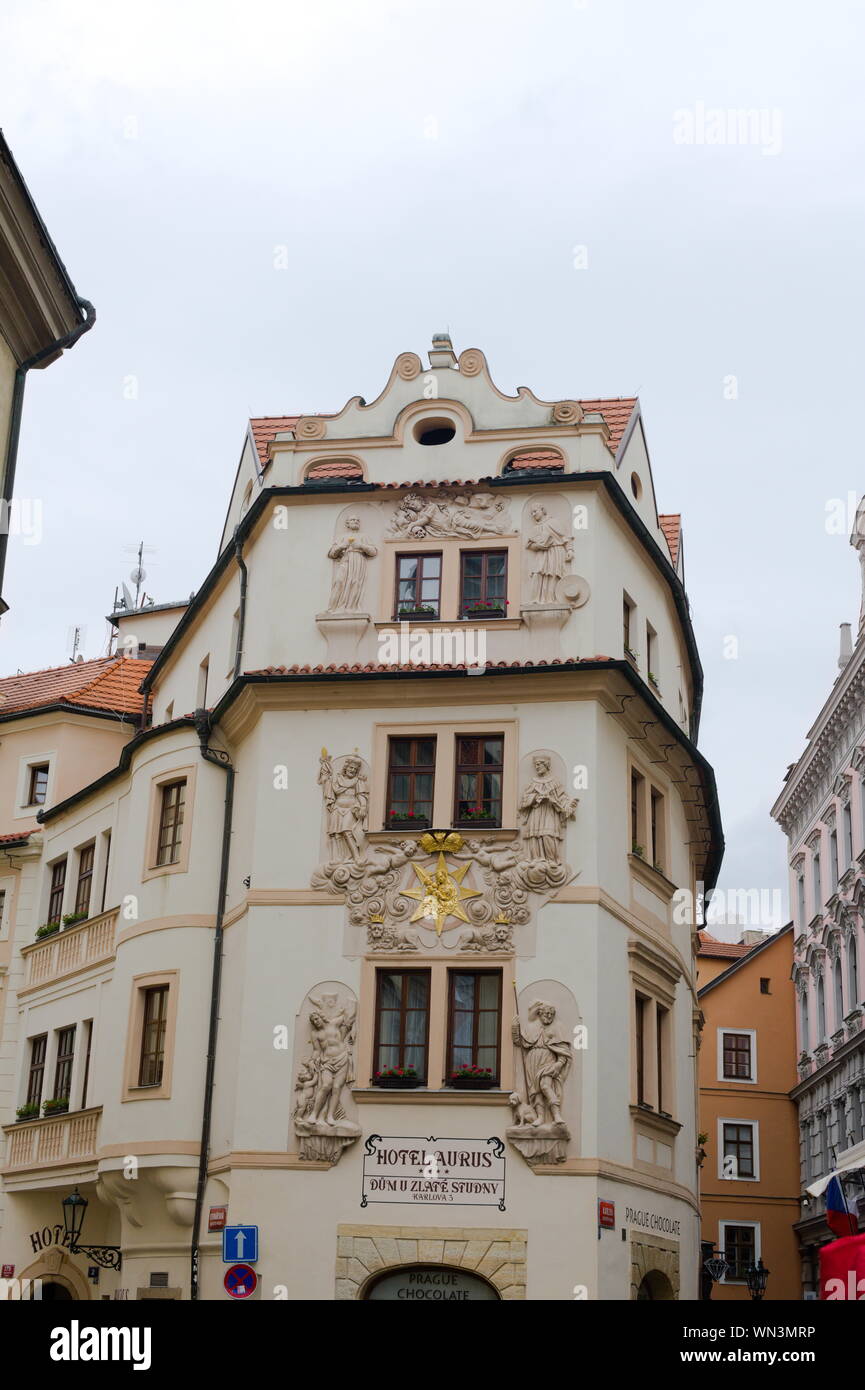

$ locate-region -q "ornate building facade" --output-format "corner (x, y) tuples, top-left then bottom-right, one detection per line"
(772, 514), (865, 1295)
(0, 338), (721, 1300)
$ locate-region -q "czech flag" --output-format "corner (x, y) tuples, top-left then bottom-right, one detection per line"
(825, 1176), (857, 1239)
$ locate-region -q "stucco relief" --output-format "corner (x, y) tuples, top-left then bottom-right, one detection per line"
(387, 490), (514, 539)
(293, 985), (361, 1164)
(313, 752), (579, 954)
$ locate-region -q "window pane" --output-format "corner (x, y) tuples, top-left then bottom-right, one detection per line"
(425, 556), (441, 577)
(380, 975), (402, 1009)
(398, 557), (418, 579)
(453, 974), (475, 1009)
(415, 740), (435, 765)
(484, 739), (503, 764)
(453, 1012), (473, 1046)
(477, 1047), (497, 1070)
(479, 975), (499, 1009)
(379, 1011), (400, 1045)
(407, 975), (429, 1010)
(452, 1046), (472, 1069)
(405, 1011), (427, 1045)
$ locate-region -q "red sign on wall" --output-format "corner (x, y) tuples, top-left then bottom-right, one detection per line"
(208, 1207), (228, 1232)
(598, 1200), (616, 1230)
(1, 1264), (14, 1278)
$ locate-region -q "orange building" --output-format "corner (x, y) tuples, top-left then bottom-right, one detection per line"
(697, 926), (801, 1300)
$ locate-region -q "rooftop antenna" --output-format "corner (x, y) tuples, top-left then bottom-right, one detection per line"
(68, 626), (83, 663)
(121, 542), (156, 609)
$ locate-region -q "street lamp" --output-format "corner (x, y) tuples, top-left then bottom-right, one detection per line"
(746, 1259), (770, 1301)
(61, 1187), (122, 1271)
(701, 1240), (729, 1299)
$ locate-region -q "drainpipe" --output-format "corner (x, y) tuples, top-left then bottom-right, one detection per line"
(190, 710), (235, 1301)
(0, 298), (96, 612)
(233, 528), (247, 679)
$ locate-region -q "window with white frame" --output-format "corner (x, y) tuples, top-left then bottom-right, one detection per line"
(718, 1118), (759, 1180)
(718, 1028), (756, 1082)
(719, 1221), (760, 1283)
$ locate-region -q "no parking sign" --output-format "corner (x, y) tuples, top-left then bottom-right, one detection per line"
(224, 1263), (257, 1299)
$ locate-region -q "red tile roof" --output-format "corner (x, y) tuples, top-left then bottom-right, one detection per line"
(578, 398), (638, 453)
(659, 514), (681, 568)
(0, 655), (151, 718)
(306, 459), (364, 479)
(0, 831), (33, 846)
(503, 450), (565, 472)
(697, 930), (751, 959)
(249, 399), (638, 468)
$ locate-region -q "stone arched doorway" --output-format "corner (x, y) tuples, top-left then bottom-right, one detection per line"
(19, 1249), (91, 1301)
(363, 1264), (501, 1301)
(636, 1270), (675, 1301)
(31, 1279), (74, 1301)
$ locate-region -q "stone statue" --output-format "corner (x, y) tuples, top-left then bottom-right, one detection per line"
(294, 991), (361, 1164)
(327, 517), (377, 612)
(525, 504), (573, 604)
(458, 921), (513, 953)
(518, 754), (577, 863)
(367, 919), (421, 952)
(506, 997), (572, 1166)
(318, 750), (367, 863)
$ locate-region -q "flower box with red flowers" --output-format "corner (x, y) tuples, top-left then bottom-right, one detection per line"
(374, 1067), (420, 1089)
(448, 1066), (496, 1089)
(462, 600), (507, 619)
(386, 811), (430, 829)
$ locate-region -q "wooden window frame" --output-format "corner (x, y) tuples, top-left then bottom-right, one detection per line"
(719, 1028), (756, 1083)
(385, 736), (437, 828)
(718, 1118), (759, 1180)
(138, 985), (169, 1087)
(27, 763), (50, 807)
(143, 766), (196, 881)
(47, 858), (67, 926)
(122, 971), (180, 1101)
(26, 1034), (47, 1109)
(719, 1221), (760, 1284)
(372, 969), (431, 1084)
(74, 843), (95, 918)
(453, 734), (504, 828)
(446, 969), (502, 1082)
(53, 1026), (76, 1102)
(156, 781), (186, 867)
(394, 551), (443, 619)
(370, 720), (518, 834)
(458, 549), (508, 617)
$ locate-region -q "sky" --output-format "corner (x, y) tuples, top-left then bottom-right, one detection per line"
(2, 0), (865, 930)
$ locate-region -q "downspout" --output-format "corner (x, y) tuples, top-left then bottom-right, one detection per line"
(190, 710), (235, 1301)
(0, 298), (96, 611)
(233, 528), (247, 678)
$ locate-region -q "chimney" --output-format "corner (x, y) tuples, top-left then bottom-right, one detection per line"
(739, 929), (768, 947)
(429, 333), (457, 369)
(839, 622), (853, 670)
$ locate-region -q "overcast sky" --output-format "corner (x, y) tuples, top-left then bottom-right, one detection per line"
(3, 0), (864, 929)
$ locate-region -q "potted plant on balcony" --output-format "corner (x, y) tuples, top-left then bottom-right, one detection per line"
(61, 910), (88, 929)
(35, 921), (61, 940)
(631, 842), (644, 859)
(462, 598), (507, 619)
(15, 1102), (39, 1122)
(387, 809), (430, 830)
(374, 1066), (420, 1089)
(396, 603), (438, 621)
(448, 1065), (496, 1090)
(42, 1097), (69, 1116)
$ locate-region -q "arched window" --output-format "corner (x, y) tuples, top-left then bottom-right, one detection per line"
(849, 935), (859, 1010)
(834, 958), (845, 1030)
(800, 988), (810, 1052)
(817, 976), (827, 1041)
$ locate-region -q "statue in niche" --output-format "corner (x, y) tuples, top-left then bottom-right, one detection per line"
(318, 750), (367, 863)
(525, 503), (573, 603)
(326, 516), (377, 612)
(518, 754), (578, 863)
(294, 991), (361, 1164)
(507, 998), (572, 1166)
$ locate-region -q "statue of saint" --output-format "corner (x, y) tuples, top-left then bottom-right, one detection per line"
(518, 754), (577, 863)
(525, 504), (572, 603)
(327, 517), (377, 612)
(306, 999), (356, 1129)
(318, 751), (367, 863)
(511, 1000), (571, 1127)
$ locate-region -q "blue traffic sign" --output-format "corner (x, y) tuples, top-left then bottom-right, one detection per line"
(222, 1224), (259, 1263)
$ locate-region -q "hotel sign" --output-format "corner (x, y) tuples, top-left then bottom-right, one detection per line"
(361, 1135), (506, 1209)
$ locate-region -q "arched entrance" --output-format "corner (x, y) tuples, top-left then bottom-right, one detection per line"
(363, 1264), (501, 1301)
(636, 1270), (675, 1301)
(30, 1280), (74, 1301)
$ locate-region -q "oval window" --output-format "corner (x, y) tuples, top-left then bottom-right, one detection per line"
(414, 419), (456, 446)
(364, 1264), (500, 1301)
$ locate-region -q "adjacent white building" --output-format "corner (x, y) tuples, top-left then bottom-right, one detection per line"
(0, 338), (722, 1300)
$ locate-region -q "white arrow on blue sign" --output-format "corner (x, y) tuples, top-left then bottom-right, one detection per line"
(222, 1225), (259, 1263)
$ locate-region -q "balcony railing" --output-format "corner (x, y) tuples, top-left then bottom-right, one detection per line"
(22, 907), (117, 988)
(3, 1107), (101, 1171)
